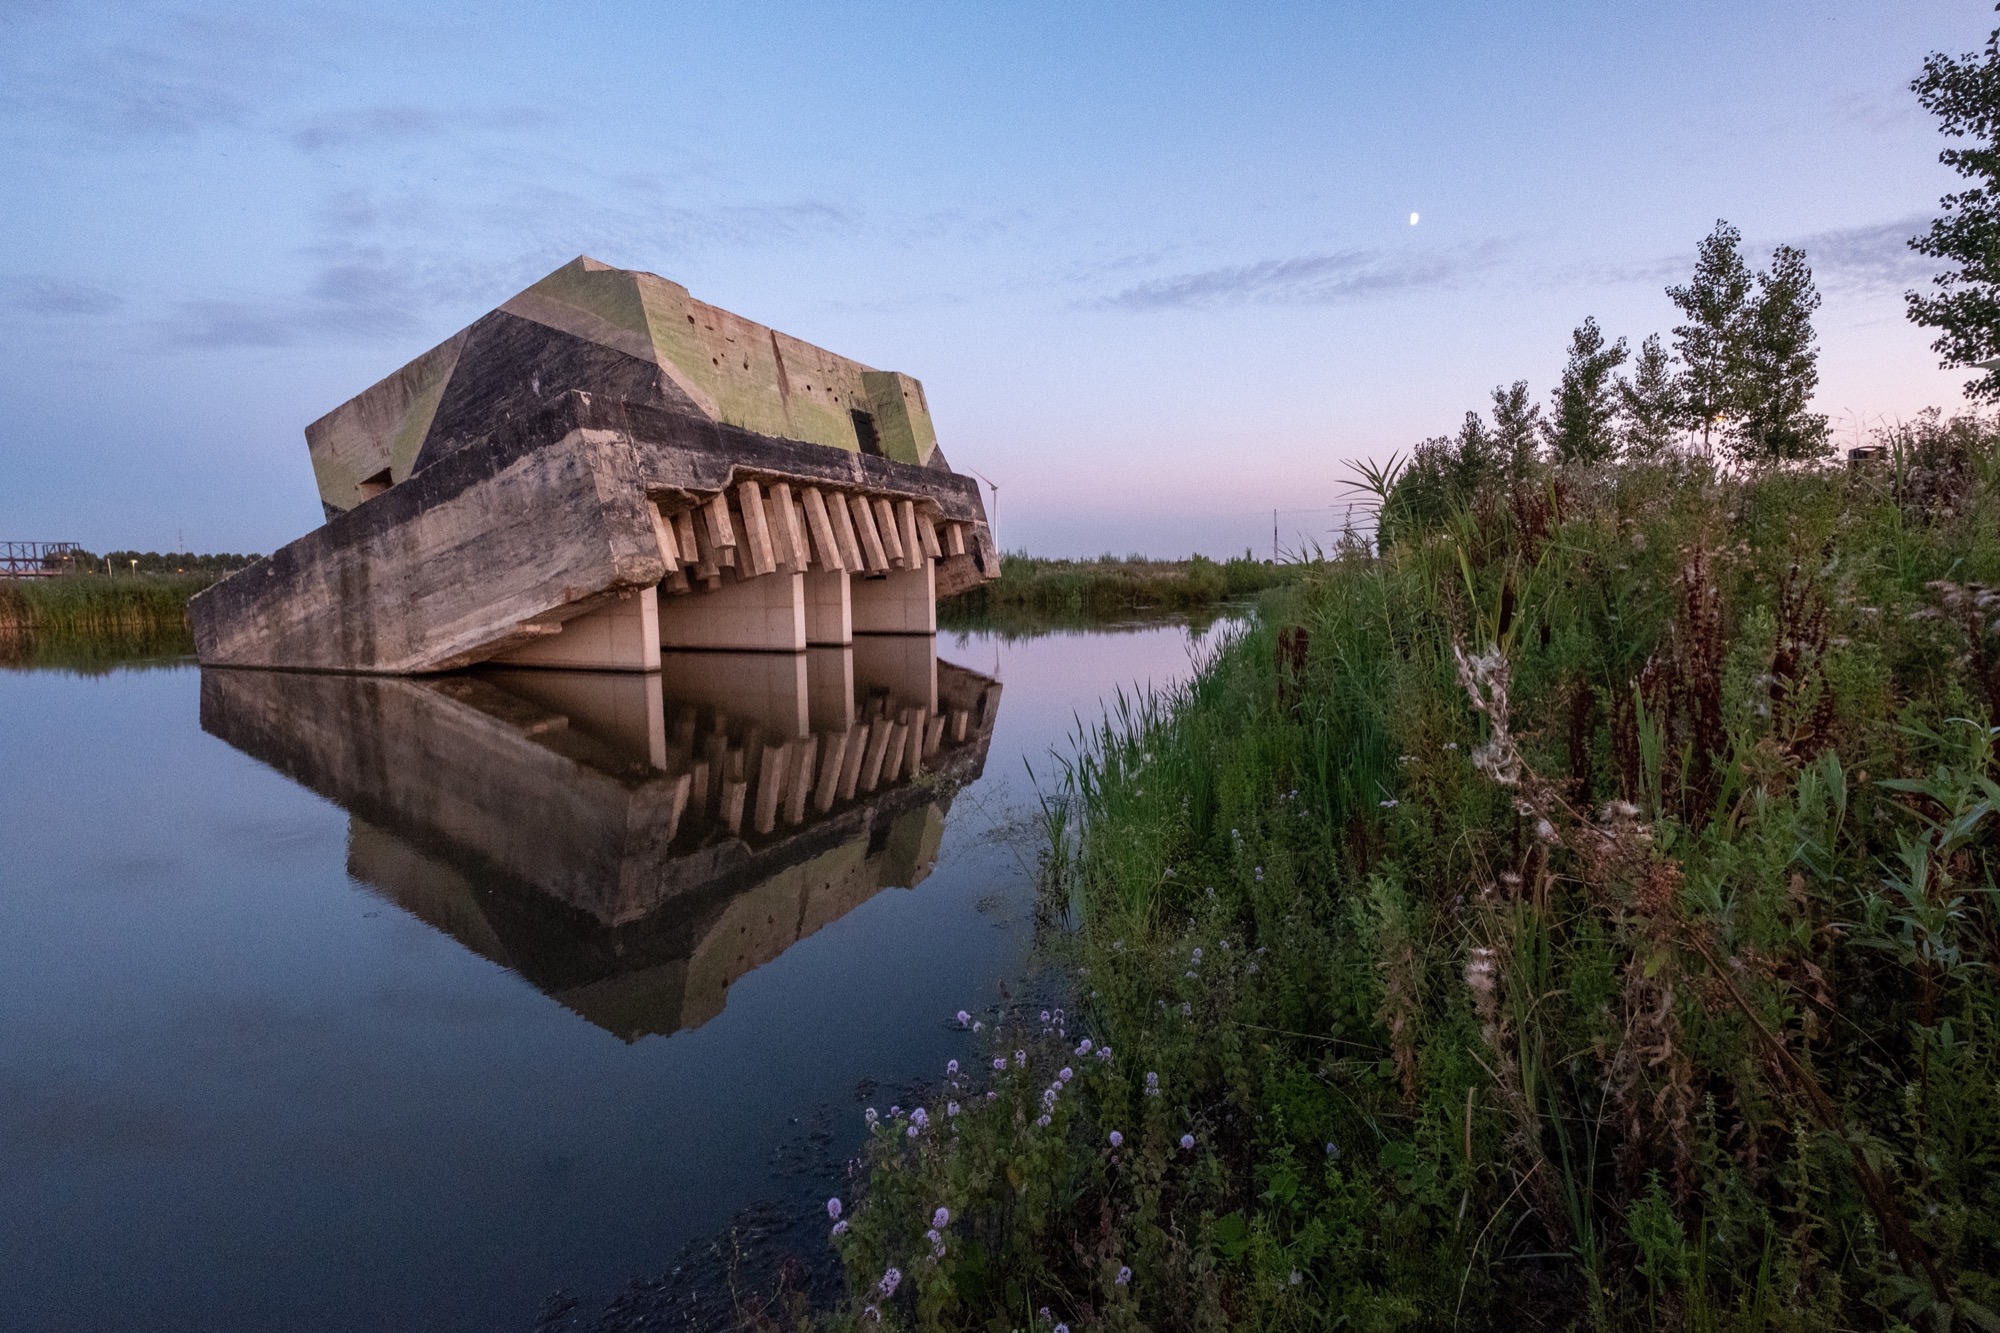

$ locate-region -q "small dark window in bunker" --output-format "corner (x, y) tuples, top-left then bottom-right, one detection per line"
(357, 468), (394, 500)
(850, 409), (882, 456)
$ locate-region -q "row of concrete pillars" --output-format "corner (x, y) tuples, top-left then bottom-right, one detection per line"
(492, 563), (937, 672)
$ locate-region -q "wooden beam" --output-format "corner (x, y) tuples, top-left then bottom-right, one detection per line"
(813, 730), (850, 812)
(784, 737), (817, 825)
(849, 493), (889, 572)
(896, 499), (922, 568)
(916, 510), (943, 561)
(945, 521), (967, 557)
(838, 722), (870, 800)
(872, 497), (905, 567)
(647, 499), (681, 567)
(674, 510), (702, 567)
(703, 492), (737, 555)
(690, 515), (722, 585)
(735, 480), (776, 576)
(768, 482), (806, 571)
(800, 487), (845, 572)
(829, 491), (865, 571)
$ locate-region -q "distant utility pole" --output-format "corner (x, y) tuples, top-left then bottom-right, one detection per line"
(1273, 509), (1279, 561)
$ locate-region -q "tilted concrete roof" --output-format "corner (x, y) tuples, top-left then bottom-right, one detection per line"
(306, 256), (941, 515)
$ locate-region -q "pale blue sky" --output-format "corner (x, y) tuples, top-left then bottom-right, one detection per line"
(0, 0), (1988, 556)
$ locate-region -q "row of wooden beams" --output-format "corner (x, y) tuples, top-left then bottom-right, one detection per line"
(648, 483), (975, 594)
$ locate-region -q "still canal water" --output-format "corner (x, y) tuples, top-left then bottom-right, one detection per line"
(0, 621), (1228, 1332)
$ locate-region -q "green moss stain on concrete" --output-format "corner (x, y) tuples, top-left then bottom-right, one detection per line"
(307, 255), (945, 498)
(863, 371), (937, 466)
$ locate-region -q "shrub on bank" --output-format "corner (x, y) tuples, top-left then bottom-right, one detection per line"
(817, 426), (2000, 1331)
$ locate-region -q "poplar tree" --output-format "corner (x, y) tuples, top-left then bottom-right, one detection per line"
(1617, 333), (1684, 459)
(1666, 220), (1752, 452)
(1489, 380), (1543, 478)
(1545, 316), (1629, 464)
(1731, 245), (1828, 461)
(1908, 23), (2000, 401)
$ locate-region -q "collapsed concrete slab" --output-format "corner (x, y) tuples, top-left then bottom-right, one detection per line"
(191, 256), (999, 673)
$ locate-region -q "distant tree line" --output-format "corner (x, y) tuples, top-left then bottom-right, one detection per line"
(70, 550), (262, 577)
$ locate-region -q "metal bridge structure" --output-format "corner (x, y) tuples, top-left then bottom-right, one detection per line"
(0, 542), (81, 579)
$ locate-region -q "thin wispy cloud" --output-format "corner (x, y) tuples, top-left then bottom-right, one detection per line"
(1800, 216), (1935, 290)
(3, 276), (125, 317)
(1098, 240), (1508, 311)
(290, 104), (549, 153)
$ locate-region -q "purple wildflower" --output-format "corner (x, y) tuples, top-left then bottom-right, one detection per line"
(911, 1107), (929, 1128)
(863, 1304), (880, 1322)
(832, 1219), (849, 1236)
(1014, 1049), (1027, 1067)
(947, 1101), (960, 1117)
(1036, 1113), (1051, 1127)
(879, 1267), (902, 1297)
(1116, 1265), (1132, 1286)
(827, 1197), (843, 1220)
(993, 1057), (1007, 1071)
(1075, 1038), (1093, 1056)
(1180, 1133), (1195, 1150)
(1108, 1130), (1123, 1148)
(946, 1059), (959, 1076)
(956, 1009), (971, 1026)
(1058, 1066), (1073, 1082)
(933, 1206), (950, 1228)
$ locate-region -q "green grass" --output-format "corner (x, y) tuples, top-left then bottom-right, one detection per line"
(0, 574), (206, 660)
(944, 553), (1301, 620)
(810, 422), (2000, 1331)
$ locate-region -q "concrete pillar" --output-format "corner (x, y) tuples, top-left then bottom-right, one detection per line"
(803, 569), (853, 645)
(493, 586), (661, 672)
(849, 562), (935, 635)
(659, 650), (810, 739)
(805, 647), (856, 732)
(482, 668), (668, 769)
(853, 633), (938, 713)
(658, 571), (805, 651)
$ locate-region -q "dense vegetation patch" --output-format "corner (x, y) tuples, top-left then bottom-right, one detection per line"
(812, 422), (2000, 1331)
(0, 574), (207, 659)
(943, 554), (1299, 622)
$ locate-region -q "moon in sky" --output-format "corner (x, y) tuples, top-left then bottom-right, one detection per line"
(1409, 212), (1420, 226)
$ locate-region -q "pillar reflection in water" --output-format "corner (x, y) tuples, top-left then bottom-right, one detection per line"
(199, 638), (1000, 1041)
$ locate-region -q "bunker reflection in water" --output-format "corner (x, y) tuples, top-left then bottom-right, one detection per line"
(199, 639), (1000, 1041)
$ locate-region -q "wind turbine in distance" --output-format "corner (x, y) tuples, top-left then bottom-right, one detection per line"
(968, 468), (1001, 555)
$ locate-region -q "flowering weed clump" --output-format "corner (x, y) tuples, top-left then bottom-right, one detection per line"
(816, 425), (2000, 1331)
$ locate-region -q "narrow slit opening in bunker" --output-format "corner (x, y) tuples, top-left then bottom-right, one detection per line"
(357, 468), (393, 500)
(850, 409), (882, 456)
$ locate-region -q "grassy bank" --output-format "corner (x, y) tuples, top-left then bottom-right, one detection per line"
(943, 554), (1300, 620)
(815, 427), (2000, 1330)
(0, 575), (206, 660)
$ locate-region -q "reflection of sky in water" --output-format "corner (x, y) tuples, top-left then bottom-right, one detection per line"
(0, 622), (1232, 1333)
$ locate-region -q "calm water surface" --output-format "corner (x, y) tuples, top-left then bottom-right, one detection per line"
(0, 623), (1226, 1333)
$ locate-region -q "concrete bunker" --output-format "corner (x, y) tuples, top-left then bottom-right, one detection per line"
(191, 255), (1000, 674)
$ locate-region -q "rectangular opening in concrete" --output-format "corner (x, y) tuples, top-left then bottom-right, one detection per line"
(850, 409), (882, 456)
(357, 468), (393, 500)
